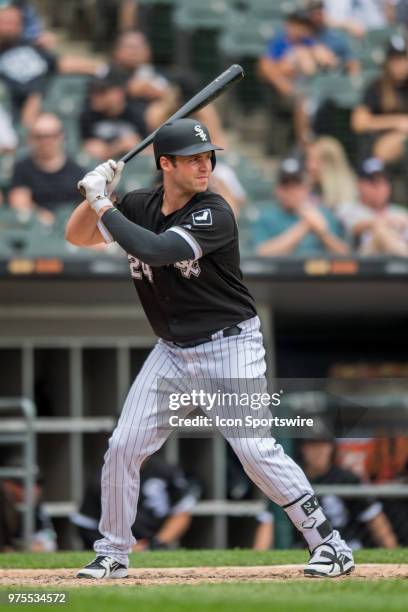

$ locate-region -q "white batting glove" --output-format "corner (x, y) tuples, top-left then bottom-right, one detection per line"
(77, 159), (124, 214)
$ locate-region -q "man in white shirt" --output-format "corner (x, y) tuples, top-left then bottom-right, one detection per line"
(337, 157), (408, 255)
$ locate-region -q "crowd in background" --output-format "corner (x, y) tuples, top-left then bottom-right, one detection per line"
(1, 1), (408, 256)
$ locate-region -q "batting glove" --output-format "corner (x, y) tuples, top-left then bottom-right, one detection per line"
(77, 159), (124, 214)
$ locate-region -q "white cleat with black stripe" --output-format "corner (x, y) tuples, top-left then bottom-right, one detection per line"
(77, 555), (128, 579)
(304, 539), (355, 578)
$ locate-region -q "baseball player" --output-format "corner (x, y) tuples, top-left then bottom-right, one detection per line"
(66, 118), (354, 579)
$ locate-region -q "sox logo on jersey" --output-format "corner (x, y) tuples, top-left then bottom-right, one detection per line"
(128, 255), (201, 281)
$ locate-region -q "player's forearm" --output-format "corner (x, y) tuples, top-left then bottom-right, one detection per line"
(100, 207), (194, 265)
(155, 512), (192, 544)
(65, 201), (103, 246)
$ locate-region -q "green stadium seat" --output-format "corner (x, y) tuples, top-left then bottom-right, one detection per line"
(363, 26), (402, 51)
(0, 153), (15, 191)
(303, 72), (366, 109)
(233, 0), (296, 21)
(138, 0), (178, 4)
(227, 155), (275, 200)
(0, 208), (42, 255)
(25, 226), (69, 257)
(0, 81), (11, 111)
(120, 155), (157, 191)
(52, 204), (76, 237)
(61, 117), (82, 158)
(174, 0), (229, 30)
(43, 75), (91, 118)
(0, 239), (13, 257)
(219, 14), (280, 59)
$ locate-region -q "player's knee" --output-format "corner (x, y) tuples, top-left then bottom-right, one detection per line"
(229, 438), (261, 465)
(107, 434), (133, 460)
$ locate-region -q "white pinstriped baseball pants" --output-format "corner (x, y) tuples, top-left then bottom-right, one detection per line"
(94, 316), (315, 565)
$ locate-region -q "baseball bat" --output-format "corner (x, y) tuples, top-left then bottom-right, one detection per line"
(120, 63), (244, 163)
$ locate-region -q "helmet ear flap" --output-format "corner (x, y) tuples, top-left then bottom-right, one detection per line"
(211, 151), (216, 170)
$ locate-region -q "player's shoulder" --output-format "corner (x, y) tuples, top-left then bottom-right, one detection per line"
(190, 190), (235, 218)
(117, 184), (163, 216)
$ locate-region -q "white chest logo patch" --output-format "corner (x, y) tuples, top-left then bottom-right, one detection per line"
(174, 259), (201, 278)
(194, 125), (207, 141)
(192, 209), (213, 226)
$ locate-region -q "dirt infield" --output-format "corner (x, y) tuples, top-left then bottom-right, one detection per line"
(0, 564), (407, 587)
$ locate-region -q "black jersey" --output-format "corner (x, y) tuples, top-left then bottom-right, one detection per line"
(116, 185), (257, 341)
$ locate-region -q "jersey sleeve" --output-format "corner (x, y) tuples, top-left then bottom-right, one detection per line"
(168, 204), (236, 259)
(97, 192), (138, 244)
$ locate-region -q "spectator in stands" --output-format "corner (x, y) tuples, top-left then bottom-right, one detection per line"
(9, 113), (84, 225)
(258, 10), (318, 150)
(101, 30), (175, 133)
(79, 75), (145, 161)
(254, 157), (349, 256)
(390, 0), (408, 26)
(85, 1), (143, 51)
(107, 30), (169, 102)
(0, 4), (100, 126)
(296, 438), (399, 549)
(0, 0), (56, 48)
(0, 456), (57, 552)
(322, 0), (393, 38)
(71, 454), (196, 551)
(305, 136), (358, 207)
(145, 68), (228, 148)
(259, 10), (317, 94)
(209, 161), (247, 219)
(304, 0), (360, 73)
(352, 34), (408, 163)
(337, 157), (408, 255)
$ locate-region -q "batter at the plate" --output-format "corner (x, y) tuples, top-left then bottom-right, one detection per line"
(66, 118), (354, 579)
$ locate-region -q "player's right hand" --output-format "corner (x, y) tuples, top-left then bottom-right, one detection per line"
(77, 159), (124, 205)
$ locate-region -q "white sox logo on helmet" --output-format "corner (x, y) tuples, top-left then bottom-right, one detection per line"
(194, 125), (207, 142)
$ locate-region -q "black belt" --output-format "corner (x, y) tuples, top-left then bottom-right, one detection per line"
(172, 324), (242, 349)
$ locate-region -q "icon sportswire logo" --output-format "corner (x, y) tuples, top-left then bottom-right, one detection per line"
(194, 125), (207, 141)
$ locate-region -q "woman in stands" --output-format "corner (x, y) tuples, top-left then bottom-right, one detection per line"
(305, 136), (358, 207)
(352, 33), (408, 164)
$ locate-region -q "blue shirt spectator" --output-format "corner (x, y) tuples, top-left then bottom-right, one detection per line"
(304, 0), (360, 73)
(254, 158), (349, 257)
(265, 26), (315, 62)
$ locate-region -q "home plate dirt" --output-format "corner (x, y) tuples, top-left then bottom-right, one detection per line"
(1, 565), (407, 587)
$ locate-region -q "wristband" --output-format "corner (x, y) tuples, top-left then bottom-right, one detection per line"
(90, 195), (113, 215)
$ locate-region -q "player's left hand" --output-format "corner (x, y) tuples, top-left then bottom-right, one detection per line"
(78, 159), (124, 212)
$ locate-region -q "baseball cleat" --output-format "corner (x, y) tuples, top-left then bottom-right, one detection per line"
(304, 538), (355, 578)
(77, 555), (128, 579)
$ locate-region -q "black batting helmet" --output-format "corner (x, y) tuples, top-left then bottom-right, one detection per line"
(153, 118), (223, 170)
